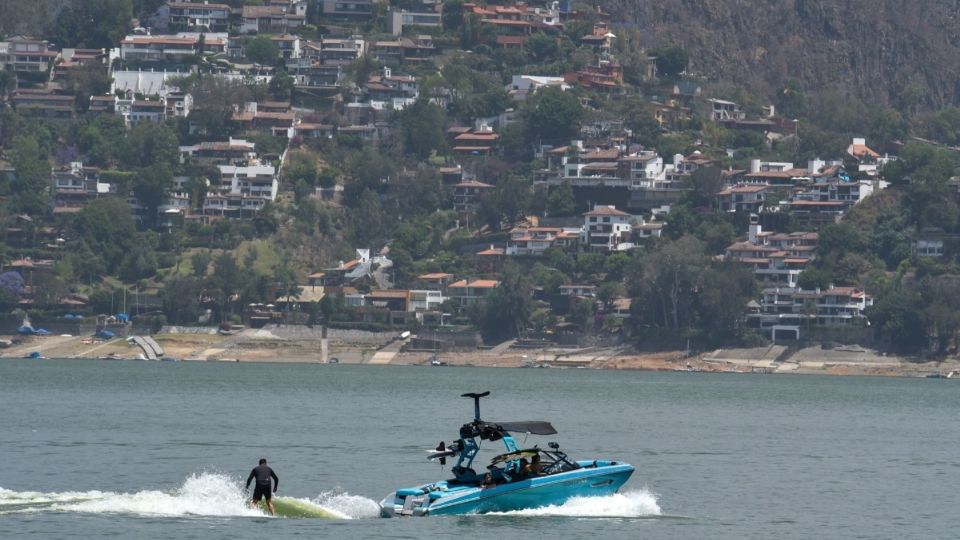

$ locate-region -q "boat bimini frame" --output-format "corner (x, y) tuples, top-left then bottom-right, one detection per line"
(430, 392), (566, 484)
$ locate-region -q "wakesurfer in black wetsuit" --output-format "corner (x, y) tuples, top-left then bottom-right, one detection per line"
(246, 458), (279, 515)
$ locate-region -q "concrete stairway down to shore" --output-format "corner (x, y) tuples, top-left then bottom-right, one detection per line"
(368, 339), (406, 364)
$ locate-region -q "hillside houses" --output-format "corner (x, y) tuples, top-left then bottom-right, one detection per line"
(717, 184), (768, 213)
(180, 139), (258, 166)
(506, 75), (569, 100)
(725, 217), (818, 288)
(452, 180), (494, 212)
(749, 286), (873, 340)
(204, 163), (278, 217)
(369, 36), (437, 66)
(0, 0), (918, 351)
(505, 226), (580, 256)
(0, 37), (59, 74)
(51, 163), (113, 215)
(715, 151), (888, 227)
(11, 89), (75, 120)
(240, 2), (307, 34)
(166, 2), (231, 31)
(320, 0), (375, 21)
(447, 279), (500, 306)
(118, 34), (227, 63)
(386, 3), (443, 35)
(582, 206), (635, 252)
(539, 144), (666, 188)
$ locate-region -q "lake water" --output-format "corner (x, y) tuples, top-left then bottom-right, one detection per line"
(1, 359), (958, 539)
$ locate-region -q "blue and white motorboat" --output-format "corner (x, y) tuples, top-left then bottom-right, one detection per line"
(380, 391), (634, 517)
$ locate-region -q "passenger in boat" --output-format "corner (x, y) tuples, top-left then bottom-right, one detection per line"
(481, 473), (496, 489)
(528, 454), (545, 476)
(517, 458), (531, 480)
(246, 458), (279, 515)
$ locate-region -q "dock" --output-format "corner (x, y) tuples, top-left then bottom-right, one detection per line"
(128, 336), (165, 360)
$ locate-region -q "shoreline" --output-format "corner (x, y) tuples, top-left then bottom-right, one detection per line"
(2, 332), (958, 378)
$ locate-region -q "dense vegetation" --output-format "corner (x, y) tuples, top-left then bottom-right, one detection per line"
(3, 0), (960, 356)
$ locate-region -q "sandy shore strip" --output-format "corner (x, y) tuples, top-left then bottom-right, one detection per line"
(2, 331), (959, 378)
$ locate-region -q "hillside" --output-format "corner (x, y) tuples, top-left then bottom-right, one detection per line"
(607, 0), (960, 110)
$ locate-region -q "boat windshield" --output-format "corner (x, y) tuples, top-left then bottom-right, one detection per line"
(486, 448), (580, 479)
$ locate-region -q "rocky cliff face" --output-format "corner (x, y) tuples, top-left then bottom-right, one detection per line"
(606, 0), (960, 109)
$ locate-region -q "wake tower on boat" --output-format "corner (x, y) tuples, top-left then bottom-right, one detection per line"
(380, 391), (634, 517)
(439, 391), (561, 483)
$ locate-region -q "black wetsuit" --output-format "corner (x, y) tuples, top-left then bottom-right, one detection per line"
(246, 465), (279, 501)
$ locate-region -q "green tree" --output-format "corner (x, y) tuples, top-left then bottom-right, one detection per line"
(268, 69), (295, 100)
(883, 143), (956, 186)
(187, 77), (261, 136)
(623, 99), (661, 147)
(208, 252), (245, 321)
(695, 262), (756, 346)
(576, 252), (606, 276)
(344, 147), (395, 203)
(273, 264), (301, 306)
(695, 216), (736, 254)
(628, 235), (706, 331)
(162, 276), (203, 324)
(865, 288), (925, 354)
(66, 240), (107, 283)
(394, 165), (443, 216)
(569, 297), (595, 328)
(9, 135), (50, 214)
(80, 115), (127, 166)
(797, 268), (833, 290)
(521, 86), (584, 144)
(134, 166), (174, 228)
(530, 263), (569, 294)
(596, 281), (626, 307)
(477, 175), (533, 230)
(245, 36), (280, 64)
(348, 54), (378, 85)
(470, 262), (532, 342)
(65, 64), (113, 110)
(526, 33), (560, 62)
(818, 223), (866, 257)
(651, 45), (688, 77)
(352, 188), (386, 244)
(118, 245), (159, 281)
(547, 181), (576, 216)
(191, 250), (212, 277)
(317, 167), (338, 189)
(603, 253), (633, 281)
(49, 0), (133, 49)
(399, 99), (447, 159)
(72, 198), (138, 273)
(684, 166), (724, 208)
(285, 151), (319, 186)
(442, 0), (466, 31)
(545, 248), (576, 275)
(123, 122), (180, 170)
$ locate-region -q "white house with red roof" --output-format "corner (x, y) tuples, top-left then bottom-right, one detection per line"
(447, 279), (500, 306)
(582, 205), (634, 252)
(725, 217), (818, 288)
(750, 285), (873, 340)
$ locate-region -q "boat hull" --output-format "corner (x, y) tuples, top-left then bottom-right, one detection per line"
(381, 462), (633, 517)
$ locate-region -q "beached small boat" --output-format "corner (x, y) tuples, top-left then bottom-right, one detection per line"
(379, 391), (634, 517)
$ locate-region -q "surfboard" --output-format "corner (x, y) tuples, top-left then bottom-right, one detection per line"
(258, 496), (342, 518)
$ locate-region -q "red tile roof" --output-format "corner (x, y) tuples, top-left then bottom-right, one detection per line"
(583, 206), (630, 217)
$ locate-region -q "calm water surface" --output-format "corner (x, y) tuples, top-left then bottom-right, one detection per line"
(1, 359), (958, 539)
